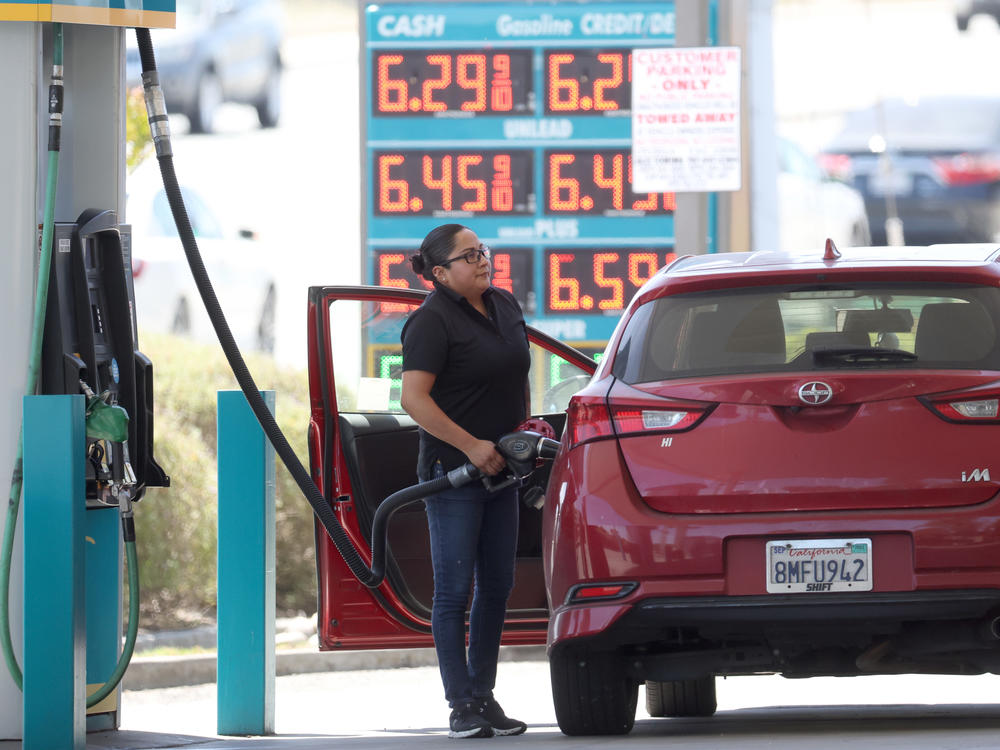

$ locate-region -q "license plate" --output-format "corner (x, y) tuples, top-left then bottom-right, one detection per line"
(765, 538), (872, 593)
(869, 171), (912, 196)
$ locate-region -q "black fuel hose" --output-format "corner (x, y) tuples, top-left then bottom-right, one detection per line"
(368, 463), (479, 584)
(135, 28), (402, 588)
(134, 29), (508, 590)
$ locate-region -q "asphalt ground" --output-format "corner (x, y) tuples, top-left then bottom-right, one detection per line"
(16, 665), (1000, 750)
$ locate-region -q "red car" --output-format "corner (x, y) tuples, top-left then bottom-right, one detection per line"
(308, 243), (1000, 735)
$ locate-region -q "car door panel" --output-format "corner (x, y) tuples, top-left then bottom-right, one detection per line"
(307, 286), (595, 650)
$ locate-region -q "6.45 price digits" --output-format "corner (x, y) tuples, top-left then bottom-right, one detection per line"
(546, 248), (677, 314)
(375, 150), (534, 215)
(374, 50), (533, 115)
(546, 150), (676, 214)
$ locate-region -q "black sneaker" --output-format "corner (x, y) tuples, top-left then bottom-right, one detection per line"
(477, 697), (527, 736)
(449, 702), (494, 739)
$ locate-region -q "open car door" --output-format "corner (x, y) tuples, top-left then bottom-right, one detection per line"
(307, 286), (596, 650)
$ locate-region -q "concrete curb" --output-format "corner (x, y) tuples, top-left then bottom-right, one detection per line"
(123, 645), (548, 691)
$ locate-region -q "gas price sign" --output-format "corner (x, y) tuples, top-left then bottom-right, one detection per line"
(363, 0), (716, 354)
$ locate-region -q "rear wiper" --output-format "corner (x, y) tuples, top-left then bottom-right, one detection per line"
(813, 347), (918, 365)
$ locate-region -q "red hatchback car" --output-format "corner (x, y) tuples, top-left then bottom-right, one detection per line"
(308, 244), (1000, 736)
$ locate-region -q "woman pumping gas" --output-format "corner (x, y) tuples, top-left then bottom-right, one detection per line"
(400, 224), (531, 739)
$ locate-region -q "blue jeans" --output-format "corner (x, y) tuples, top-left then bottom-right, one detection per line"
(424, 462), (519, 707)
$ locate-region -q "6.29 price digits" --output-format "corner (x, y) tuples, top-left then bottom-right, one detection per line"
(546, 149), (676, 214)
(546, 248), (677, 314)
(375, 150), (534, 216)
(545, 49), (631, 114)
(374, 50), (533, 115)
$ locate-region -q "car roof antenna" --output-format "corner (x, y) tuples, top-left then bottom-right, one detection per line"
(823, 238), (841, 261)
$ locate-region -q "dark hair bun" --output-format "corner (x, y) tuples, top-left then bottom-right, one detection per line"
(410, 252), (426, 275)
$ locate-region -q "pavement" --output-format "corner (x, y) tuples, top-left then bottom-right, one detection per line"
(16, 658), (1000, 750)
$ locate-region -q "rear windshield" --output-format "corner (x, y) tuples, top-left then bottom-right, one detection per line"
(612, 284), (1000, 384)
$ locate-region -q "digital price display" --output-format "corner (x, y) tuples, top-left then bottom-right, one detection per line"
(373, 50), (534, 115)
(363, 1), (714, 351)
(373, 247), (533, 312)
(544, 149), (675, 214)
(545, 248), (676, 314)
(545, 49), (632, 115)
(375, 150), (535, 216)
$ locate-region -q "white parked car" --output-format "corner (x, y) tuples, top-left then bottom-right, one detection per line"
(778, 137), (872, 251)
(126, 164), (277, 353)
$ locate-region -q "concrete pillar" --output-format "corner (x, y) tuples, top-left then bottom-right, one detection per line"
(0, 22), (42, 739)
(673, 0), (712, 255)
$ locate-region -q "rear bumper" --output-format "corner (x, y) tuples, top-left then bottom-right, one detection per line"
(549, 589), (1000, 648)
(549, 590), (1000, 679)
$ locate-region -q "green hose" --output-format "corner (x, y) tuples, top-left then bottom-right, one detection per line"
(1, 23), (142, 707)
(86, 539), (139, 707)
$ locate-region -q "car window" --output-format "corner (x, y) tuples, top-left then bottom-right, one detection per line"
(612, 284), (1000, 383)
(151, 187), (225, 240)
(329, 297), (592, 414)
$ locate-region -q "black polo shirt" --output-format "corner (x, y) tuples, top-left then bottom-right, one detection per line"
(401, 282), (530, 477)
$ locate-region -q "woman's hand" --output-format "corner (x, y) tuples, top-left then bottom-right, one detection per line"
(465, 439), (506, 476)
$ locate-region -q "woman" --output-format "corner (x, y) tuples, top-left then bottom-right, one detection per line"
(400, 224), (531, 739)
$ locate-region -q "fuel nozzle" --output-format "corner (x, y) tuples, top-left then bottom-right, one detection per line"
(496, 430), (560, 477)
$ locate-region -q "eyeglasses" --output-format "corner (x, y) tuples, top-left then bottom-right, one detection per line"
(438, 244), (491, 268)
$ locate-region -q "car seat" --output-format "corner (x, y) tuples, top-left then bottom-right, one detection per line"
(915, 302), (995, 362)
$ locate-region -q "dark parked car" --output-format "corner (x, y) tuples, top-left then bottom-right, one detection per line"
(955, 0), (1000, 30)
(126, 0), (282, 134)
(820, 96), (1000, 245)
(307, 242), (1000, 735)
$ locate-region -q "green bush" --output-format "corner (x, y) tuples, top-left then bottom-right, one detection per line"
(125, 86), (152, 174)
(135, 332), (317, 629)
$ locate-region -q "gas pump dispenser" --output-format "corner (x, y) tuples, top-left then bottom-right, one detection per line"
(41, 207), (168, 504)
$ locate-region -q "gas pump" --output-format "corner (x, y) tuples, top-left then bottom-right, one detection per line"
(41, 207), (168, 505)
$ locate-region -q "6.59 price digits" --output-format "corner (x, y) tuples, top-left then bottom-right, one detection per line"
(546, 248), (677, 314)
(374, 50), (533, 115)
(375, 150), (534, 216)
(545, 49), (631, 114)
(546, 149), (676, 214)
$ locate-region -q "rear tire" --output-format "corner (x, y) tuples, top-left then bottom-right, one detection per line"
(550, 648), (638, 736)
(645, 676), (717, 718)
(171, 298), (191, 336)
(256, 285), (276, 353)
(189, 70), (222, 134)
(255, 62), (281, 129)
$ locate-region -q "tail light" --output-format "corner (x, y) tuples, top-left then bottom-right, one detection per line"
(565, 394), (714, 450)
(610, 402), (712, 435)
(131, 258), (146, 279)
(932, 152), (1000, 186)
(920, 386), (1000, 424)
(565, 395), (614, 449)
(566, 581), (638, 604)
(818, 153), (854, 181)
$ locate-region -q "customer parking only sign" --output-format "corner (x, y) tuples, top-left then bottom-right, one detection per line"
(0, 0), (174, 26)
(632, 46), (741, 193)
